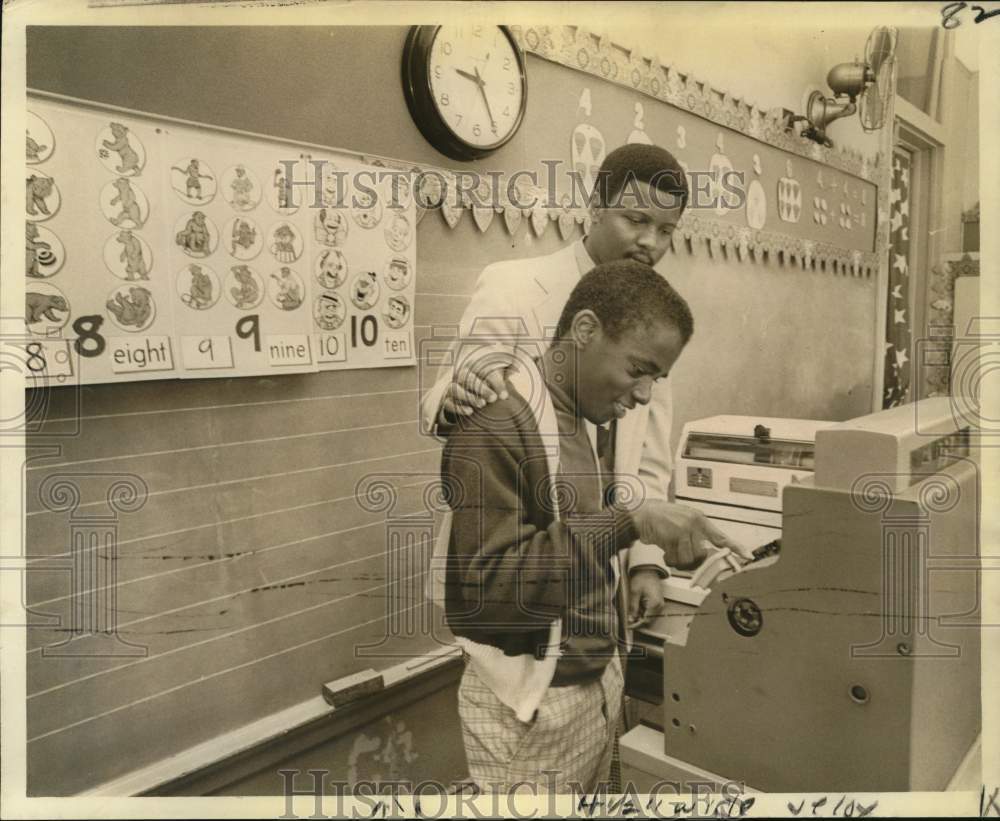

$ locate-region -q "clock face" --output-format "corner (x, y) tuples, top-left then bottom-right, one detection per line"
(428, 26), (525, 150)
(403, 25), (527, 159)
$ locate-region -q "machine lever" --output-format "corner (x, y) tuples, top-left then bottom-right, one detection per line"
(690, 549), (737, 590)
(752, 539), (781, 561)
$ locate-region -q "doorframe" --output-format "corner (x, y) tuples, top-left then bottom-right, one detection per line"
(871, 94), (944, 410)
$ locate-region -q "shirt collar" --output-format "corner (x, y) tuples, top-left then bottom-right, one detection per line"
(541, 359), (577, 417)
(538, 355), (610, 461)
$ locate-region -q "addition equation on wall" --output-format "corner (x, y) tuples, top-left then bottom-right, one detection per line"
(23, 93), (417, 386)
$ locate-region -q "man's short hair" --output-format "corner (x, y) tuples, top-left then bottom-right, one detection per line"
(592, 143), (689, 212)
(554, 260), (694, 344)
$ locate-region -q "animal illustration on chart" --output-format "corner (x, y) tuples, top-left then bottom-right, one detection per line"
(172, 158), (214, 201)
(26, 291), (69, 325)
(26, 174), (55, 217)
(26, 112), (55, 164)
(101, 122), (142, 175)
(231, 219), (258, 255)
(273, 167), (297, 211)
(229, 265), (261, 309)
(26, 224), (53, 278)
(109, 178), (144, 227)
(26, 130), (46, 163)
(271, 266), (303, 311)
(107, 286), (154, 329)
(270, 224), (300, 262)
(230, 165), (255, 209)
(117, 230), (149, 280)
(181, 265), (215, 310)
(176, 211), (212, 256)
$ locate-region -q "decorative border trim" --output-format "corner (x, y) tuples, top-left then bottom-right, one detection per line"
(353, 160), (882, 276)
(673, 215), (879, 277)
(399, 165), (880, 276)
(512, 25), (883, 182)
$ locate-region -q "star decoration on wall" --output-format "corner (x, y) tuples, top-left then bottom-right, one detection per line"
(883, 150), (913, 409)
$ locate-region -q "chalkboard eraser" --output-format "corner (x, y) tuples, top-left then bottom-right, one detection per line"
(322, 668), (384, 708)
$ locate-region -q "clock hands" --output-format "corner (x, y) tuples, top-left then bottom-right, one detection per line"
(453, 65), (499, 135)
(473, 66), (499, 134)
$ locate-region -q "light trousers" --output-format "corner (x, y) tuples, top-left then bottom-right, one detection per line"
(457, 653), (624, 794)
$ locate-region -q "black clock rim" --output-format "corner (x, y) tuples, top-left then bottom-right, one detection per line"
(402, 25), (527, 162)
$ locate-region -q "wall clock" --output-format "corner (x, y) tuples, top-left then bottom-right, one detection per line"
(402, 25), (527, 161)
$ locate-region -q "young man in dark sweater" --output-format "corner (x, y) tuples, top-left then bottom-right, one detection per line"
(442, 260), (747, 794)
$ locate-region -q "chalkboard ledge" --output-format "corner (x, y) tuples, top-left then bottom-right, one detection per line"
(82, 645), (462, 797)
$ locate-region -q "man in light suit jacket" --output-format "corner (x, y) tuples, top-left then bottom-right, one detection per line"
(421, 144), (738, 622)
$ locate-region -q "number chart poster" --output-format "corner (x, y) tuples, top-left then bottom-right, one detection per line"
(24, 94), (417, 385)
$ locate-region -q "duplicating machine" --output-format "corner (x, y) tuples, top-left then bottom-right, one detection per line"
(621, 398), (981, 792)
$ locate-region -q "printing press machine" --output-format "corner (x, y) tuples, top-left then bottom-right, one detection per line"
(621, 398), (981, 792)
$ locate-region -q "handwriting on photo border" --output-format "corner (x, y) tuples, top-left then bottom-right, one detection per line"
(941, 1), (1000, 28)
